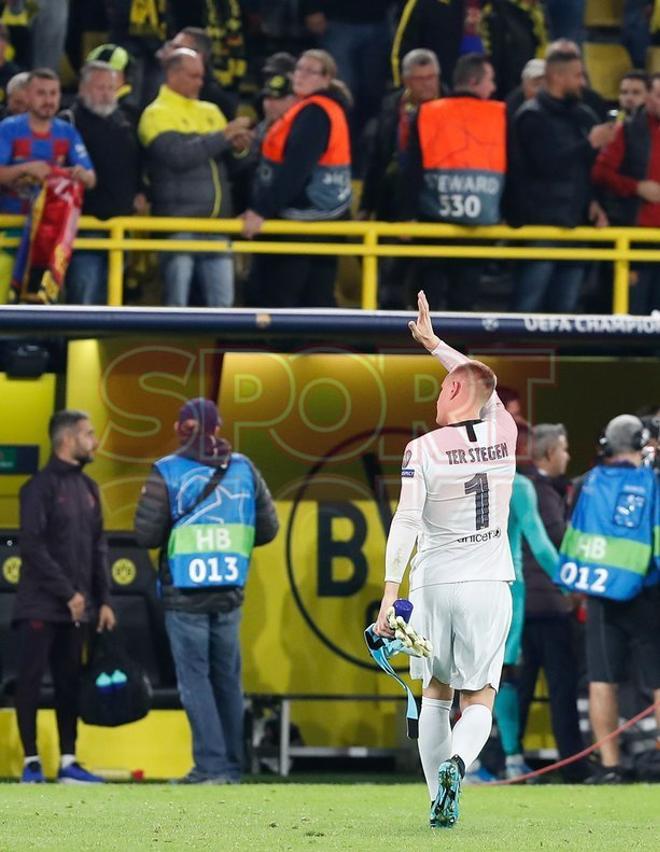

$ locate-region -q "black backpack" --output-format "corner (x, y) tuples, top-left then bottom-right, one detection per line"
(79, 632), (152, 727)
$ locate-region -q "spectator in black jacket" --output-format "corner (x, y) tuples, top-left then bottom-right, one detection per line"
(545, 39), (608, 121)
(506, 39), (609, 127)
(517, 423), (590, 782)
(359, 47), (440, 309)
(507, 49), (615, 313)
(359, 48), (440, 222)
(86, 42), (140, 128)
(13, 410), (115, 785)
(134, 398), (278, 784)
(62, 61), (145, 305)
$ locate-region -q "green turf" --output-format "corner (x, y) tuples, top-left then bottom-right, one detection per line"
(0, 781), (658, 850)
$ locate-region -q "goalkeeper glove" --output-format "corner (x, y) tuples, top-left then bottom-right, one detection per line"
(386, 606), (432, 658)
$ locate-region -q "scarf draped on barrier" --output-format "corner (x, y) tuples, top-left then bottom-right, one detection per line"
(10, 168), (84, 304)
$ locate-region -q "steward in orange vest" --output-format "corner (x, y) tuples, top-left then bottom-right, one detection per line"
(253, 90), (351, 220)
(407, 95), (507, 224)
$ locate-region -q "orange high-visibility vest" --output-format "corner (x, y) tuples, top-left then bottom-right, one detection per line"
(417, 97), (506, 224)
(259, 94), (352, 219)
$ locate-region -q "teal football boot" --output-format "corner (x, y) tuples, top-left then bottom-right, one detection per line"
(429, 757), (462, 828)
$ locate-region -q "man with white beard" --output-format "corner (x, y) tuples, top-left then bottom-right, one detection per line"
(62, 60), (145, 304)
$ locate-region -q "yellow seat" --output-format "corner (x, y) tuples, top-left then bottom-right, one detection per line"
(647, 45), (660, 73)
(585, 0), (624, 28)
(583, 42), (633, 101)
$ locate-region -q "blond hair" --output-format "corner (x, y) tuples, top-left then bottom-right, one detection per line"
(451, 360), (496, 405)
(299, 49), (353, 107)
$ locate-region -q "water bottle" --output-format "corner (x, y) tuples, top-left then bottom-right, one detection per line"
(393, 599), (413, 623)
(95, 672), (113, 694)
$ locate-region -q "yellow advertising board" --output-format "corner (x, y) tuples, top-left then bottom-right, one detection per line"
(58, 340), (563, 752)
(0, 340), (657, 769)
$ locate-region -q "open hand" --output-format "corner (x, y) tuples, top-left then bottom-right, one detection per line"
(408, 290), (440, 352)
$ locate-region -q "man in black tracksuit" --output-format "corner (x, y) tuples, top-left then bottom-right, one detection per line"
(13, 410), (115, 784)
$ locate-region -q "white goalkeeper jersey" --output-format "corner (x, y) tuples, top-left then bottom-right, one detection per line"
(385, 341), (517, 590)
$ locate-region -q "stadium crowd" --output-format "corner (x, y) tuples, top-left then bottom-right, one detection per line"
(0, 1), (659, 310)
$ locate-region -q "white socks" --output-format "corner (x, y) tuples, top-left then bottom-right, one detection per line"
(60, 754), (76, 769)
(24, 755), (39, 766)
(451, 704), (493, 772)
(418, 697), (452, 800)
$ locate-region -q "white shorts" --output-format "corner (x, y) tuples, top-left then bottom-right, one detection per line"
(408, 581), (512, 692)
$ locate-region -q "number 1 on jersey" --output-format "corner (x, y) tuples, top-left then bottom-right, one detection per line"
(465, 473), (490, 530)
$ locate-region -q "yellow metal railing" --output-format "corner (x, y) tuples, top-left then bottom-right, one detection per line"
(3, 215), (660, 313)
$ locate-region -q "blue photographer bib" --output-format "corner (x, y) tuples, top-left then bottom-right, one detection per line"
(156, 454), (256, 589)
(557, 464), (658, 601)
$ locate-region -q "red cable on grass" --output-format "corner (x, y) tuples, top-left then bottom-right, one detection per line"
(490, 699), (660, 785)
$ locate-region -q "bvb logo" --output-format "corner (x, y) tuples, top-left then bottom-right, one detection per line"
(2, 556), (21, 585)
(112, 558), (136, 586)
(286, 429), (410, 670)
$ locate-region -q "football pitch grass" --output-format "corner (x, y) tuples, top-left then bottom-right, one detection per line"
(1, 777), (658, 850)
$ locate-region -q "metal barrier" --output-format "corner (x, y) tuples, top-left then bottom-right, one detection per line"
(3, 215), (660, 313)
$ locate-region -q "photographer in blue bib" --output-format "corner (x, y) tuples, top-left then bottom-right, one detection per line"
(134, 398), (279, 784)
(557, 414), (660, 783)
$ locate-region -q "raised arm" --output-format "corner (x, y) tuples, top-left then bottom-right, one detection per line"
(409, 289), (503, 419)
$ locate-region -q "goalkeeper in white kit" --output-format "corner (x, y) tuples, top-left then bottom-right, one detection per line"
(375, 292), (517, 828)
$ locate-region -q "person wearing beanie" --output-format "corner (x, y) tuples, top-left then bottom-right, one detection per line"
(558, 413), (660, 783)
(262, 52), (296, 81)
(134, 397), (278, 784)
(86, 43), (139, 127)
